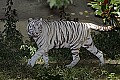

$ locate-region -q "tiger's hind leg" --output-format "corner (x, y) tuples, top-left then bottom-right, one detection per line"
(82, 35), (105, 66)
(66, 49), (80, 68)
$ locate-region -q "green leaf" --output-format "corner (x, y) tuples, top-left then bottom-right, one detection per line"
(95, 10), (102, 16)
(92, 4), (101, 9)
(48, 0), (56, 8)
(112, 12), (120, 17)
(47, 0), (73, 9)
(69, 0), (73, 4)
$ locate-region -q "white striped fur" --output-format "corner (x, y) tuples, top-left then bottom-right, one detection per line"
(27, 18), (112, 68)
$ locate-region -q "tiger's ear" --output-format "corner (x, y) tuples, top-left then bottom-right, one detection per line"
(28, 18), (33, 22)
(40, 18), (42, 21)
(37, 17), (42, 21)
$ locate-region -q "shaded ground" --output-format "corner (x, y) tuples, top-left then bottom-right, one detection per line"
(0, 0), (103, 22)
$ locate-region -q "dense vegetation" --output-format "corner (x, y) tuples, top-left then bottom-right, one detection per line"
(88, 0), (120, 27)
(0, 0), (120, 80)
(0, 0), (23, 60)
(87, 0), (120, 59)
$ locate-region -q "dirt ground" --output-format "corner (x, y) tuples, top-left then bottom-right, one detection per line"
(0, 0), (103, 40)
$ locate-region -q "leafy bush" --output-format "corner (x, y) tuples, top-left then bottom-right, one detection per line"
(47, 0), (74, 20)
(31, 66), (95, 80)
(20, 40), (37, 59)
(0, 0), (23, 60)
(93, 30), (120, 59)
(88, 0), (120, 27)
(47, 0), (73, 9)
(85, 0), (120, 60)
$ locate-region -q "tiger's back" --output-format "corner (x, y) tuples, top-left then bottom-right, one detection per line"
(42, 20), (91, 49)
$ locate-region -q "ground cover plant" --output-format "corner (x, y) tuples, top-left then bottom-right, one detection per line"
(0, 60), (120, 80)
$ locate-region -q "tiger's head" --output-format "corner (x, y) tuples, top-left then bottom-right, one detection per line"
(27, 18), (43, 37)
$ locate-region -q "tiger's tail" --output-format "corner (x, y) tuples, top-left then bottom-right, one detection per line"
(87, 23), (113, 31)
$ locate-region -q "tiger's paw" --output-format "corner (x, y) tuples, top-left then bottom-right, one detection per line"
(99, 62), (105, 67)
(27, 59), (34, 67)
(65, 64), (74, 68)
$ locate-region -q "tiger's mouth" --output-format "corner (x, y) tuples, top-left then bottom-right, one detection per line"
(32, 32), (39, 37)
(28, 32), (39, 37)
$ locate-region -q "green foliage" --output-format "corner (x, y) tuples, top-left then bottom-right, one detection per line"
(88, 0), (120, 17)
(47, 0), (75, 21)
(48, 48), (72, 62)
(101, 70), (119, 80)
(93, 30), (120, 59)
(20, 41), (37, 59)
(27, 66), (95, 80)
(87, 0), (120, 63)
(20, 44), (37, 56)
(0, 0), (23, 60)
(88, 0), (120, 27)
(1, 62), (120, 80)
(47, 0), (73, 9)
(107, 73), (119, 80)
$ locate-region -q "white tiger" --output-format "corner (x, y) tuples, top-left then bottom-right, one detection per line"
(27, 18), (112, 68)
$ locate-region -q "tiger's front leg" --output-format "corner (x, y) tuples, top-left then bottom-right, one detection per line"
(42, 52), (49, 67)
(27, 49), (49, 67)
(66, 49), (80, 68)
